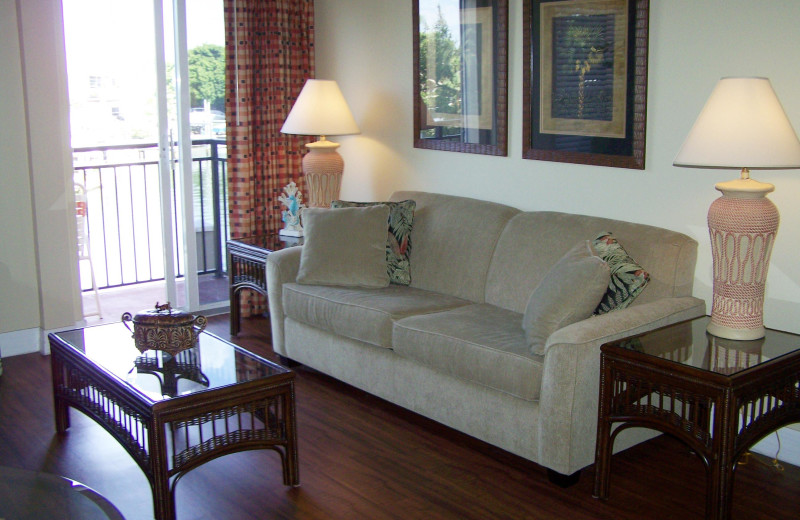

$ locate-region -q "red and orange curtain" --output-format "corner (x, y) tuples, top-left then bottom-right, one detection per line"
(224, 0), (314, 316)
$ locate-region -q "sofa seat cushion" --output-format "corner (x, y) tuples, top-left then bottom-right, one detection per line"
(392, 304), (543, 401)
(282, 283), (472, 349)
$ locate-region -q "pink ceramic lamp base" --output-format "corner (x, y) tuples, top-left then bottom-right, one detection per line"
(707, 177), (778, 340)
(302, 139), (344, 208)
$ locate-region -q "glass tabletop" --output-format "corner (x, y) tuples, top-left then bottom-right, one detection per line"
(0, 466), (125, 520)
(229, 233), (303, 250)
(52, 323), (289, 403)
(614, 316), (800, 377)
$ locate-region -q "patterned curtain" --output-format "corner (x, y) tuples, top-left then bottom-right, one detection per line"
(224, 0), (314, 317)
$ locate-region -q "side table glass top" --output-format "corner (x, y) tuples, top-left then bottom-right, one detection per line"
(52, 323), (289, 403)
(230, 233), (303, 250)
(613, 316), (800, 376)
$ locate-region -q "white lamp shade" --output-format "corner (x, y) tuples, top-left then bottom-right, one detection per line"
(280, 79), (360, 137)
(674, 77), (800, 169)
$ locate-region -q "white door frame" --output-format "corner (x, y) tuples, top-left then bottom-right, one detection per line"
(154, 0), (201, 312)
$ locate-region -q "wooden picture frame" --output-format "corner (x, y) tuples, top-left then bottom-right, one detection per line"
(523, 0), (650, 169)
(414, 0), (509, 156)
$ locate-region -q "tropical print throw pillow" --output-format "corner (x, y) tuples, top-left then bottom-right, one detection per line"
(331, 199), (415, 285)
(592, 232), (650, 314)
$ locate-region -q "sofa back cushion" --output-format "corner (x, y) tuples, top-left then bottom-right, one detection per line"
(485, 211), (698, 313)
(297, 205), (391, 288)
(390, 191), (519, 303)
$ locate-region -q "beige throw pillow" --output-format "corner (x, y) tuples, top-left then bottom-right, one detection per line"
(523, 240), (611, 356)
(297, 205), (391, 288)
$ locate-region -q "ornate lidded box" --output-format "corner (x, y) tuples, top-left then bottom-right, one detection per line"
(122, 302), (207, 356)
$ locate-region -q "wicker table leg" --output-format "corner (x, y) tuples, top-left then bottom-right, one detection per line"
(592, 355), (613, 499)
(284, 386), (300, 486)
(230, 286), (241, 336)
(50, 354), (71, 433)
(149, 419), (175, 520)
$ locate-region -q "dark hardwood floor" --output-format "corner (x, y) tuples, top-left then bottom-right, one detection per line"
(1, 314), (798, 519)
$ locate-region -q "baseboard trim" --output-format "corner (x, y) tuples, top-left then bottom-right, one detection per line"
(751, 426), (800, 468)
(0, 328), (40, 357)
(1, 323), (86, 357)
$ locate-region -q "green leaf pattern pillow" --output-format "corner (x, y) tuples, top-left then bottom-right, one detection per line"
(592, 232), (650, 314)
(331, 199), (415, 285)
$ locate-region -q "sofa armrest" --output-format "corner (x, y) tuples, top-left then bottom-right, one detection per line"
(537, 296), (706, 475)
(266, 246), (302, 356)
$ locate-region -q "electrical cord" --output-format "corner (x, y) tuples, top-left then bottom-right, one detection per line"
(737, 432), (784, 471)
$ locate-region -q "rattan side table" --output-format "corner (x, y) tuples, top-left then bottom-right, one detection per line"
(593, 316), (800, 520)
(227, 233), (302, 335)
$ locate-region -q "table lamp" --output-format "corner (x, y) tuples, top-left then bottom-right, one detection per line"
(281, 79), (360, 207)
(674, 77), (800, 340)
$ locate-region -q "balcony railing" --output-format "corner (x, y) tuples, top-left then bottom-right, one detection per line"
(73, 139), (229, 291)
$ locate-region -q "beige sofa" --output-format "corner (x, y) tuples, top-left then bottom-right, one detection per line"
(266, 191), (705, 483)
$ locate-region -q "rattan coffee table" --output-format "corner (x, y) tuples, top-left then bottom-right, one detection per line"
(49, 323), (298, 520)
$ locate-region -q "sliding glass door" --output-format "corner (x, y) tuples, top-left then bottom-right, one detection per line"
(64, 0), (227, 316)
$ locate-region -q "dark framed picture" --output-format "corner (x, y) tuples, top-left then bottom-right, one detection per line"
(414, 0), (509, 156)
(523, 0), (650, 169)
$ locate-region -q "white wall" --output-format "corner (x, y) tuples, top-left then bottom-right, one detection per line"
(18, 0), (82, 332)
(315, 0), (800, 335)
(0, 0), (41, 335)
(1, 0), (82, 349)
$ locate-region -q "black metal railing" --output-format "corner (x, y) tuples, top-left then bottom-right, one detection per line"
(73, 139), (228, 291)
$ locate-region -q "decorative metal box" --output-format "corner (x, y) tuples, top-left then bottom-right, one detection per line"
(122, 302), (207, 356)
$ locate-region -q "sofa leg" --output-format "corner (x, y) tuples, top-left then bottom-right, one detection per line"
(547, 469), (581, 488)
(276, 354), (301, 368)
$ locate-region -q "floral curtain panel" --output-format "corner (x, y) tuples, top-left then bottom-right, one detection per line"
(224, 0), (314, 316)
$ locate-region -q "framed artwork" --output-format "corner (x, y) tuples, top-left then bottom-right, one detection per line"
(413, 0), (509, 156)
(523, 0), (650, 169)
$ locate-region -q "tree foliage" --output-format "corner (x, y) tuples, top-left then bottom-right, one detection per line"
(419, 7), (461, 118)
(187, 44), (225, 111)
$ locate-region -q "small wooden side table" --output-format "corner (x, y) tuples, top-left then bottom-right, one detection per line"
(227, 233), (302, 335)
(593, 316), (800, 520)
